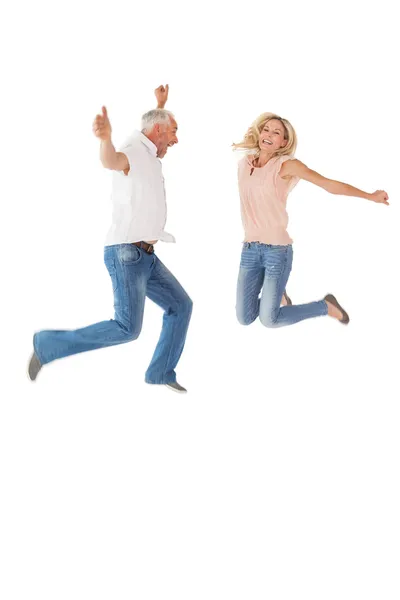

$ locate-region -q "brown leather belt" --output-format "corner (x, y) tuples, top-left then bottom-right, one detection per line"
(133, 241), (154, 254)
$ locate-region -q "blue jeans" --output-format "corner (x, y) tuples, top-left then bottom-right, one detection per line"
(34, 244), (193, 384)
(236, 242), (328, 328)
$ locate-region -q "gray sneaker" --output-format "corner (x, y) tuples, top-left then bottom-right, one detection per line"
(164, 382), (187, 394)
(28, 352), (42, 381)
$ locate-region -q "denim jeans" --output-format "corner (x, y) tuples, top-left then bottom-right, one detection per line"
(34, 244), (193, 384)
(236, 242), (328, 327)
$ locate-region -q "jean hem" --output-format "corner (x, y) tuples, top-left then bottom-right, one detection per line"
(145, 377), (177, 385)
(33, 333), (45, 366)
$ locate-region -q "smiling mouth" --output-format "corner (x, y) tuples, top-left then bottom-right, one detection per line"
(262, 139), (273, 145)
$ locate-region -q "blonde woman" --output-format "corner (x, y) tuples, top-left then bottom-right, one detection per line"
(233, 113), (388, 327)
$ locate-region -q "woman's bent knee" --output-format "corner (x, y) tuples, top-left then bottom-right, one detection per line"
(236, 309), (256, 326)
(259, 312), (279, 328)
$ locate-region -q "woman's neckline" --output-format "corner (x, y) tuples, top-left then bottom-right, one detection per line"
(247, 154), (278, 169)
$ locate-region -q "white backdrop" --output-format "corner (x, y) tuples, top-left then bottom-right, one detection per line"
(1, 1), (399, 599)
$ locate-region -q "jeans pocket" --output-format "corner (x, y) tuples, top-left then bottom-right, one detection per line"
(240, 244), (257, 268)
(119, 244), (143, 265)
(264, 246), (287, 279)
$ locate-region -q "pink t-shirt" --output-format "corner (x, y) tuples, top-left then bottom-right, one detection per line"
(238, 153), (300, 245)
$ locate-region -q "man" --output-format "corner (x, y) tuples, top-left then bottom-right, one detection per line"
(28, 85), (192, 393)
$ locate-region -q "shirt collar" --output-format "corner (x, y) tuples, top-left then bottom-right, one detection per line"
(133, 130), (158, 157)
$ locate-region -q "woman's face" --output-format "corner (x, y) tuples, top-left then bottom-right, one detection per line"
(259, 119), (287, 153)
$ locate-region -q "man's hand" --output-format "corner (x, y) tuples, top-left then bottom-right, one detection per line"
(155, 84), (169, 109)
(93, 106), (112, 141)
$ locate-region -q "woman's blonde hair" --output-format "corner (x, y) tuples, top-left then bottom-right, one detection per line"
(233, 112), (297, 157)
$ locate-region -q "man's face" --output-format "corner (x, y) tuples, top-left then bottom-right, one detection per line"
(155, 118), (179, 158)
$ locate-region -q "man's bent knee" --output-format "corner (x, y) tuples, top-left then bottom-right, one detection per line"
(118, 321), (142, 342)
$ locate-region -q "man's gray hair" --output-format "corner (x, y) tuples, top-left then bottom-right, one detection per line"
(141, 109), (175, 133)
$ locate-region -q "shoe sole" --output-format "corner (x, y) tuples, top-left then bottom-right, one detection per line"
(164, 384), (187, 394)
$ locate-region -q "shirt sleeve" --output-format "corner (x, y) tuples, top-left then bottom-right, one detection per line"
(119, 144), (138, 174)
(275, 154), (300, 194)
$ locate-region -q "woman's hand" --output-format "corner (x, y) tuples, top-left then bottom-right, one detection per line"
(369, 190), (389, 205)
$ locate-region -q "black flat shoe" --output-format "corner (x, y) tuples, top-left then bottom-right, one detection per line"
(324, 294), (350, 325)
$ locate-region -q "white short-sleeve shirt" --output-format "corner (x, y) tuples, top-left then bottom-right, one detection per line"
(104, 131), (175, 246)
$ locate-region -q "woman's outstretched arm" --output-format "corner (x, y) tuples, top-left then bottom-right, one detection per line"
(280, 159), (389, 205)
